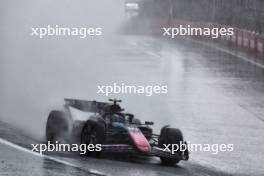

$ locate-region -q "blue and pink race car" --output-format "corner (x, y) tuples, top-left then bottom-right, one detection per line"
(46, 98), (189, 165)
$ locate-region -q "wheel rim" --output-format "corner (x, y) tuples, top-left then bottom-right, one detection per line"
(82, 124), (97, 144)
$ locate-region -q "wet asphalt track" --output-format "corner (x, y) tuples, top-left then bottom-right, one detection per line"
(1, 34), (264, 176)
(1, 1), (264, 175)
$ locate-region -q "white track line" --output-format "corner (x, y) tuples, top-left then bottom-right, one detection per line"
(144, 50), (161, 58)
(0, 138), (106, 176)
(128, 39), (161, 58)
(186, 37), (264, 69)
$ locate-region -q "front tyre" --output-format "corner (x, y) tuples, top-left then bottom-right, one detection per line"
(81, 121), (106, 157)
(158, 127), (184, 166)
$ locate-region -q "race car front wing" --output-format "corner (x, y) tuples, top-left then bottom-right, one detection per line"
(101, 144), (188, 160)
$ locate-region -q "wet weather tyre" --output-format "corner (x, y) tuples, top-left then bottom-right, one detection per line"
(158, 127), (183, 166)
(81, 121), (106, 157)
(46, 110), (68, 143)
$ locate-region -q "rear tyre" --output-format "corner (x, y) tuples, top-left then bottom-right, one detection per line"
(71, 120), (85, 144)
(46, 110), (69, 143)
(81, 121), (106, 157)
(158, 127), (183, 166)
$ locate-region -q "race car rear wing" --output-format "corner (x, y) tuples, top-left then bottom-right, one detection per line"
(64, 98), (111, 113)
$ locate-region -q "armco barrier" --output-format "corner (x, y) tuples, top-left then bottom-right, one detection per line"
(249, 34), (256, 53)
(149, 19), (264, 59)
(243, 31), (250, 50)
(256, 36), (264, 58)
(237, 29), (243, 48)
(231, 28), (237, 46)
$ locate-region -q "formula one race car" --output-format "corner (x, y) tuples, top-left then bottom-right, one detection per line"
(46, 98), (189, 165)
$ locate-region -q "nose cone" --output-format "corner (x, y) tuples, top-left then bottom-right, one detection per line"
(127, 127), (151, 153)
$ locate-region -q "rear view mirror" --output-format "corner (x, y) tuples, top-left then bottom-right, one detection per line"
(145, 121), (154, 125)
